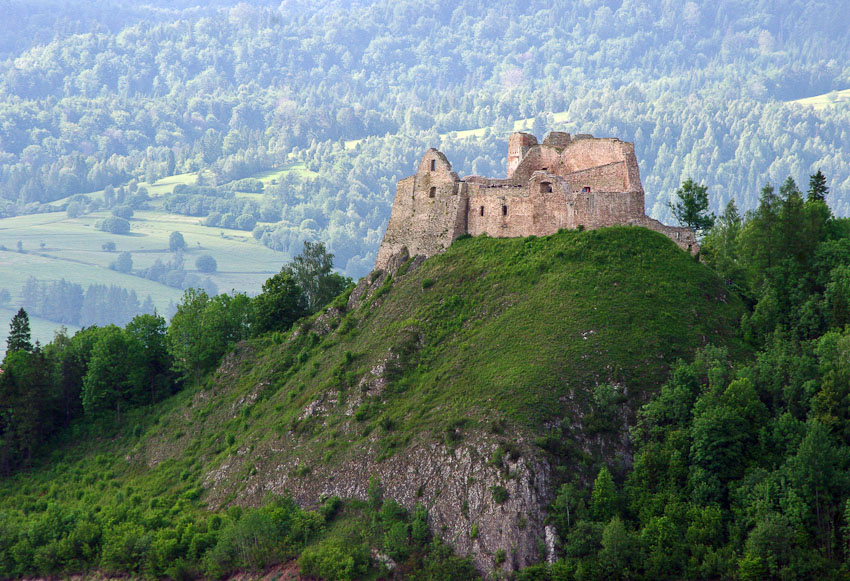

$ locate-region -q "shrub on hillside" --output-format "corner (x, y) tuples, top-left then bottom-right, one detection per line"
(298, 539), (370, 581)
(228, 178), (264, 193)
(99, 216), (130, 234)
(220, 213), (236, 229)
(195, 255), (217, 273)
(110, 252), (133, 273)
(204, 212), (222, 227)
(66, 201), (83, 218)
(235, 214), (256, 231)
(165, 269), (186, 288)
(202, 499), (318, 578)
(111, 205), (134, 219)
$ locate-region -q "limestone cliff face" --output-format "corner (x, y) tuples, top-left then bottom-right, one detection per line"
(375, 131), (698, 271)
(226, 436), (554, 574)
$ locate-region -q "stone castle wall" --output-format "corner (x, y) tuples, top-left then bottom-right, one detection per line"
(374, 149), (468, 269)
(375, 132), (698, 270)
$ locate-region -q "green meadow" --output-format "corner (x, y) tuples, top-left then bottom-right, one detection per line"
(0, 172), (304, 351)
(791, 88), (850, 109)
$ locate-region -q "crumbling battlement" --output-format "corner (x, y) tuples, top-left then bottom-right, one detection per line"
(375, 131), (698, 270)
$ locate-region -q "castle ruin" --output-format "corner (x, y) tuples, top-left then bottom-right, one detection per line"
(375, 131), (697, 269)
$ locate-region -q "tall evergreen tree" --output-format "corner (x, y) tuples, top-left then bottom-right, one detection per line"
(166, 149), (177, 177)
(5, 308), (32, 355)
(808, 169), (829, 202)
(702, 199), (744, 288)
(741, 183), (780, 276)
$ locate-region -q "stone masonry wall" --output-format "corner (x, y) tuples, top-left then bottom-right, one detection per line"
(563, 162), (629, 192)
(466, 180), (645, 238)
(375, 149), (467, 269)
(374, 132), (698, 270)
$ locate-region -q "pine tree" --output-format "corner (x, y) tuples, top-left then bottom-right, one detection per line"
(6, 308), (32, 354)
(808, 169), (829, 202)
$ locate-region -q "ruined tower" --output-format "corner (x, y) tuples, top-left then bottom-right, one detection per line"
(507, 132), (539, 178)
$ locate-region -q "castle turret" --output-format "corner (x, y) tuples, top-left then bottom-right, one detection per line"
(507, 132), (538, 178)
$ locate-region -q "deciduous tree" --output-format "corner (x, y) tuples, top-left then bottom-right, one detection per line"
(251, 267), (307, 335)
(169, 231), (187, 252)
(292, 241), (351, 312)
(669, 178), (715, 235)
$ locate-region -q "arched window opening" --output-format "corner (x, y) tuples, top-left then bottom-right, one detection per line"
(540, 181), (552, 193)
(429, 187), (436, 198)
(502, 205), (508, 216)
(480, 206), (485, 216)
(582, 186), (591, 193)
(430, 159), (436, 171)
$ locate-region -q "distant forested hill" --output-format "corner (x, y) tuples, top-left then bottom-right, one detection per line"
(2, 0), (850, 275)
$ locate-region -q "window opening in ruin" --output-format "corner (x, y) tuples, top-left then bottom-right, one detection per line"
(540, 181), (552, 193)
(429, 186), (436, 198)
(582, 186), (591, 193)
(502, 205), (507, 216)
(430, 159), (436, 171)
(480, 206), (485, 216)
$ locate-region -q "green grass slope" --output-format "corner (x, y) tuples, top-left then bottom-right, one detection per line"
(129, 226), (746, 523)
(0, 226), (747, 577)
(228, 226), (745, 453)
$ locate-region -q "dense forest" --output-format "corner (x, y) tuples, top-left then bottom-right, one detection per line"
(2, 0), (850, 276)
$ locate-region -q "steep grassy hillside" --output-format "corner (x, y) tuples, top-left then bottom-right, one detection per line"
(0, 227), (746, 577)
(241, 226), (744, 444)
